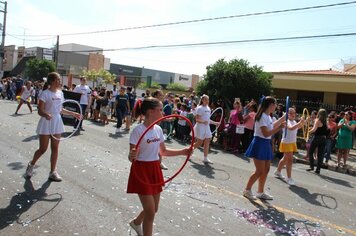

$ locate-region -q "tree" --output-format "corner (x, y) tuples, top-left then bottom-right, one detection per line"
(25, 58), (56, 81)
(196, 58), (272, 107)
(166, 82), (187, 91)
(81, 69), (116, 87)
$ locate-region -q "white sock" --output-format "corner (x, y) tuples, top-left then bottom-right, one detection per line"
(204, 156), (208, 160)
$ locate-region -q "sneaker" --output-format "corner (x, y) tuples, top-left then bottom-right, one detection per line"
(48, 171), (63, 182)
(243, 189), (257, 200)
(286, 178), (296, 186)
(256, 192), (273, 200)
(129, 219), (143, 236)
(274, 170), (284, 179)
(115, 128), (121, 133)
(160, 162), (168, 170)
(25, 162), (34, 178)
(203, 158), (213, 164)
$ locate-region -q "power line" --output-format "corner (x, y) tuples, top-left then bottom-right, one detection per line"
(59, 32), (356, 53)
(7, 33), (56, 41)
(10, 1), (356, 37)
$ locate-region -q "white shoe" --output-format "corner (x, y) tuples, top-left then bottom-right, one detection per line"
(115, 128), (120, 133)
(256, 192), (273, 200)
(129, 219), (143, 236)
(286, 178), (296, 186)
(274, 170), (284, 179)
(243, 189), (257, 200)
(203, 158), (213, 164)
(160, 162), (168, 170)
(48, 171), (63, 182)
(25, 162), (34, 178)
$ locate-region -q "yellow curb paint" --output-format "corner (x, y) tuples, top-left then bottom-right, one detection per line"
(189, 179), (356, 235)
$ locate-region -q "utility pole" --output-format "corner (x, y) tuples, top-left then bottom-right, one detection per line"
(0, 1), (7, 78)
(55, 35), (59, 71)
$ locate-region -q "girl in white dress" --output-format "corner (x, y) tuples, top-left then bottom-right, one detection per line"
(193, 95), (219, 163)
(15, 81), (33, 114)
(24, 72), (82, 182)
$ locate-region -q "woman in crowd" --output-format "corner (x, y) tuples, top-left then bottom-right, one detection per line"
(336, 111), (356, 167)
(307, 109), (329, 174)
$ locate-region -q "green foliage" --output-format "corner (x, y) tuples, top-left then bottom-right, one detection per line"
(150, 82), (161, 89)
(137, 81), (161, 89)
(166, 82), (187, 91)
(25, 58), (56, 81)
(137, 82), (147, 89)
(81, 69), (116, 87)
(196, 58), (272, 107)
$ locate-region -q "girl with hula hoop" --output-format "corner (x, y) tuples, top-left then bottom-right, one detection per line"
(274, 107), (306, 186)
(127, 97), (191, 236)
(24, 72), (82, 182)
(243, 96), (286, 201)
(193, 95), (219, 164)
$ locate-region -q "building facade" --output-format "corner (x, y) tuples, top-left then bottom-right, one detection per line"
(272, 69), (356, 106)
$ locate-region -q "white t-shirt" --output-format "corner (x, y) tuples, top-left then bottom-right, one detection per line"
(281, 119), (298, 144)
(254, 113), (273, 139)
(196, 105), (211, 123)
(178, 111), (187, 126)
(73, 85), (91, 105)
(21, 86), (33, 100)
(39, 90), (64, 115)
(129, 123), (164, 162)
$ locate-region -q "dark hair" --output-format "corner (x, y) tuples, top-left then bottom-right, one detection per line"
(134, 97), (161, 118)
(346, 111), (353, 121)
(317, 109), (327, 125)
(43, 72), (59, 91)
(255, 96), (276, 121)
(152, 89), (163, 98)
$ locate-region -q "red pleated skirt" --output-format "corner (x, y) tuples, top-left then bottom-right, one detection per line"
(127, 160), (164, 195)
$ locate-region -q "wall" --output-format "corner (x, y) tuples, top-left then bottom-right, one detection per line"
(173, 73), (192, 88)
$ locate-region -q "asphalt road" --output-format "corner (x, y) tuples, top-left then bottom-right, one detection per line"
(0, 100), (355, 236)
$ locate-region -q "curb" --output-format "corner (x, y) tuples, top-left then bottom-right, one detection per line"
(294, 156), (356, 177)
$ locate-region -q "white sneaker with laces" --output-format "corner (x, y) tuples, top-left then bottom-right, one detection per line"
(256, 192), (274, 200)
(48, 171), (63, 182)
(160, 162), (168, 170)
(274, 170), (284, 179)
(129, 219), (143, 236)
(203, 158), (213, 164)
(286, 178), (296, 186)
(25, 162), (34, 178)
(243, 189), (257, 200)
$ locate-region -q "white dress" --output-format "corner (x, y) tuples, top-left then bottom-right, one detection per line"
(36, 90), (65, 135)
(194, 105), (212, 140)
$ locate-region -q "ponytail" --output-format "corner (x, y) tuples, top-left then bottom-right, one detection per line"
(255, 96), (276, 121)
(44, 72), (60, 91)
(43, 82), (49, 91)
(134, 97), (161, 118)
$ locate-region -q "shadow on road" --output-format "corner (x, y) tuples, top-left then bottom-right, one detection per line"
(317, 174), (354, 188)
(7, 162), (25, 171)
(22, 135), (39, 142)
(236, 200), (325, 235)
(288, 185), (338, 209)
(189, 159), (230, 180)
(0, 179), (62, 230)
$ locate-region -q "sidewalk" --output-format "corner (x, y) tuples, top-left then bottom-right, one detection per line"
(294, 149), (356, 177)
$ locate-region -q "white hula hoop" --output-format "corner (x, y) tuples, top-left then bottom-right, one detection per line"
(50, 99), (82, 142)
(210, 107), (224, 135)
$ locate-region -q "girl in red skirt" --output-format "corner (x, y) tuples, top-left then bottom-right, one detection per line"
(127, 97), (191, 236)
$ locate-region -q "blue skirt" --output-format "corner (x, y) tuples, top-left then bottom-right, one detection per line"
(245, 136), (273, 161)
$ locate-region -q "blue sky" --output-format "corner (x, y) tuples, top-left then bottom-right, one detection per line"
(5, 0), (356, 75)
